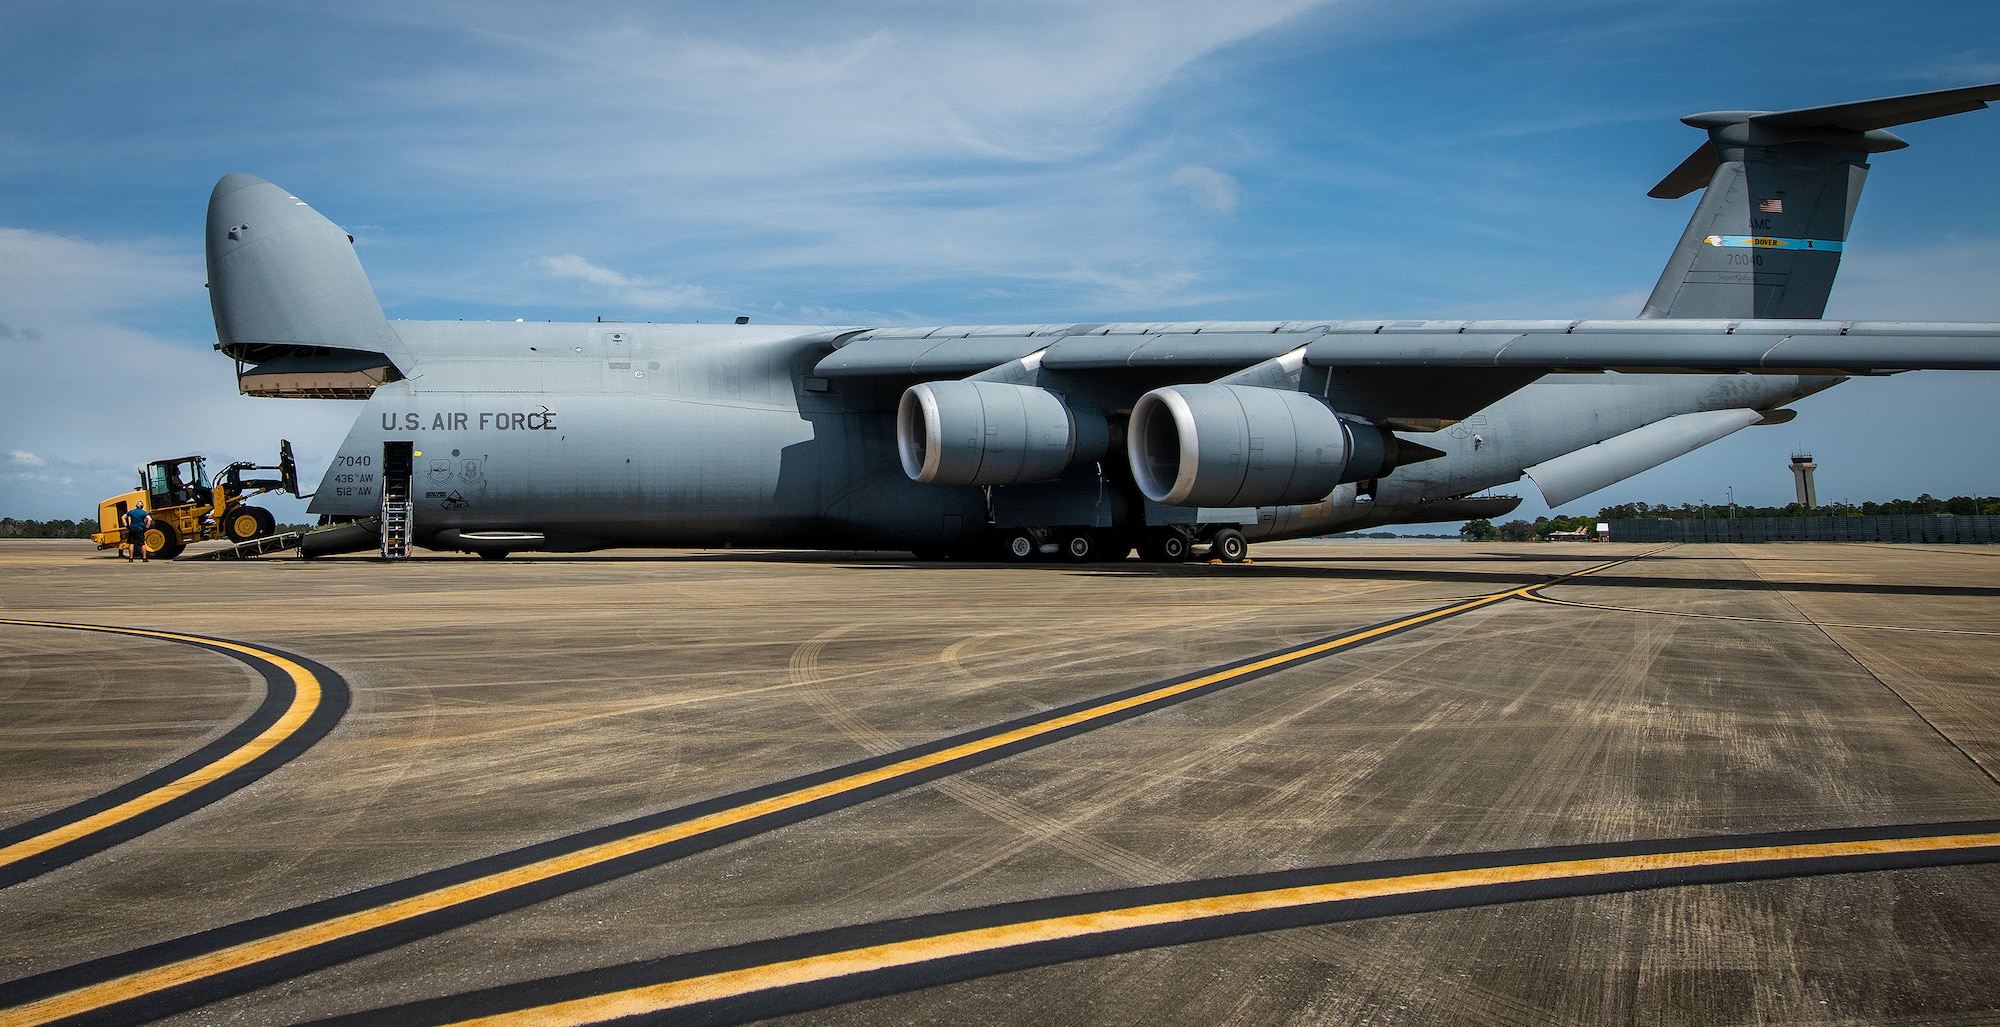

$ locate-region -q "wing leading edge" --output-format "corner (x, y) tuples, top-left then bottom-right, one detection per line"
(815, 319), (2000, 379)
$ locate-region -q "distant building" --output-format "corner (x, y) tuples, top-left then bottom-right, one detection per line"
(1790, 452), (1818, 509)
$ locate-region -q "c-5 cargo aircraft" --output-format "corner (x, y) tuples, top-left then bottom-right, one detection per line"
(207, 83), (2000, 561)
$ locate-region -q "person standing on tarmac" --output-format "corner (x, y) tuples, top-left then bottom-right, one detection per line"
(125, 504), (151, 562)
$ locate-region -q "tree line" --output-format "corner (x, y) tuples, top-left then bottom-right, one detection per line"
(0, 518), (98, 539)
(1461, 493), (2000, 542)
(0, 517), (317, 540)
(1598, 494), (2000, 520)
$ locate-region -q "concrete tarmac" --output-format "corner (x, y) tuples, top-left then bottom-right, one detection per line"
(1, 539), (1997, 1025)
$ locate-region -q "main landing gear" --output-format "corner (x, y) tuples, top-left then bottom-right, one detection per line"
(999, 527), (1129, 563)
(993, 525), (1249, 564)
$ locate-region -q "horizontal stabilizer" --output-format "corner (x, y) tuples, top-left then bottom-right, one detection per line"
(1751, 81), (2000, 132)
(1649, 82), (2000, 199)
(1648, 145), (1721, 202)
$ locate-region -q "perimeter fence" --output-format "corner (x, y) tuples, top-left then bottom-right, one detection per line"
(1605, 515), (2000, 544)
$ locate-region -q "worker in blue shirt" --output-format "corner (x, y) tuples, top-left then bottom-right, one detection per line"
(125, 505), (151, 562)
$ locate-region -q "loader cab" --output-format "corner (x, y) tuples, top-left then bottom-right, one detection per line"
(147, 456), (209, 509)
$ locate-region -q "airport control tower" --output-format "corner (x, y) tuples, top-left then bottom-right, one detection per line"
(1790, 452), (1818, 509)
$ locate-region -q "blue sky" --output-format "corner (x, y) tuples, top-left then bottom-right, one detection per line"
(2, 1), (1997, 526)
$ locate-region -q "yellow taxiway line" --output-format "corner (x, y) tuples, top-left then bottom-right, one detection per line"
(439, 829), (2000, 1026)
(0, 560), (1646, 1027)
(0, 556), (1649, 1026)
(0, 619), (327, 875)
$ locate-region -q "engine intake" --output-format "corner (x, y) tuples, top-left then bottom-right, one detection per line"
(1128, 384), (1409, 507)
(898, 381), (1079, 486)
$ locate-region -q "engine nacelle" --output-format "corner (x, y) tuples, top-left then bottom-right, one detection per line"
(1128, 384), (1399, 507)
(898, 381), (1078, 486)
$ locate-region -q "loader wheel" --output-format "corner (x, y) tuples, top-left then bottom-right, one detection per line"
(225, 506), (275, 543)
(145, 522), (185, 560)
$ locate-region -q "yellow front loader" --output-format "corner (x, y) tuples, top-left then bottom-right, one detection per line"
(92, 441), (300, 559)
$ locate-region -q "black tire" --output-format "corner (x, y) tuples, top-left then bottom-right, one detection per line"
(145, 521), (184, 560)
(1139, 530), (1189, 563)
(477, 549), (510, 560)
(1002, 529), (1039, 561)
(909, 546), (948, 561)
(224, 506), (274, 543)
(1210, 528), (1248, 563)
(1059, 530), (1096, 562)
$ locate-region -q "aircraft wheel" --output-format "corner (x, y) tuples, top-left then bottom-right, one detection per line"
(1210, 528), (1248, 563)
(145, 522), (185, 560)
(1139, 530), (1189, 563)
(224, 506), (274, 542)
(909, 546), (948, 561)
(1059, 530), (1097, 562)
(1002, 529), (1039, 561)
(477, 549), (510, 560)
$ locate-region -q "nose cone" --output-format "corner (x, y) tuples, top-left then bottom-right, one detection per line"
(206, 173), (330, 267)
(206, 174), (398, 357)
(211, 171), (272, 200)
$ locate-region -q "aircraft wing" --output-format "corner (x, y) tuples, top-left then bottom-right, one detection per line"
(814, 318), (2000, 378)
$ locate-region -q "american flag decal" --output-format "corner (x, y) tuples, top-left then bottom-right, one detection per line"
(1759, 198), (1784, 213)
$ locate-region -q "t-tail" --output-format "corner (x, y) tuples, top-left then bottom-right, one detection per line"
(1642, 82), (2000, 319)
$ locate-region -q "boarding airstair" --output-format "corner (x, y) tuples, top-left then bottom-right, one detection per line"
(379, 441), (415, 559)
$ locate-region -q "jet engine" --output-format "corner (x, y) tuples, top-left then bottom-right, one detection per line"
(1127, 384), (1414, 507)
(898, 381), (1091, 486)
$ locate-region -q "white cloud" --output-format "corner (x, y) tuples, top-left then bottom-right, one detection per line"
(402, 2), (1329, 170)
(0, 227), (194, 324)
(1172, 165), (1240, 214)
(536, 254), (710, 311)
(341, 2), (1331, 315)
(538, 254), (647, 290)
(0, 228), (357, 521)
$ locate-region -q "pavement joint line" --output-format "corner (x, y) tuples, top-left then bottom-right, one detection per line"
(1519, 591), (2000, 636)
(0, 557), (1641, 1027)
(1734, 557), (2000, 792)
(0, 619), (350, 888)
(334, 822), (2000, 1027)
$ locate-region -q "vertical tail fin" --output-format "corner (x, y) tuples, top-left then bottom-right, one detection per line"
(1641, 83), (2000, 319)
